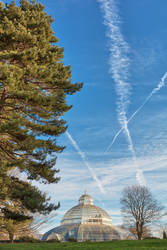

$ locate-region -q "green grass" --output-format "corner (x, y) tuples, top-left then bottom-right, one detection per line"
(0, 240), (167, 250)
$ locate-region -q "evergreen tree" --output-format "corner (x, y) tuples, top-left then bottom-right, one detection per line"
(0, 0), (82, 241)
(0, 176), (59, 242)
(0, 0), (82, 182)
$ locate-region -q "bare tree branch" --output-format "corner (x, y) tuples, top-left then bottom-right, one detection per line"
(120, 185), (165, 240)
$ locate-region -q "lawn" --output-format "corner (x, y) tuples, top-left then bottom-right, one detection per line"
(0, 240), (167, 250)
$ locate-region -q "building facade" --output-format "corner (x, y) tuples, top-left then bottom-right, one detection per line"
(42, 193), (129, 242)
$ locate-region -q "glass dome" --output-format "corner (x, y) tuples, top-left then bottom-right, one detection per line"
(61, 193), (112, 226)
(42, 192), (132, 242)
(79, 194), (93, 205)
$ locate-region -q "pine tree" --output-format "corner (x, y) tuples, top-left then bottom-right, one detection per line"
(0, 0), (82, 182)
(0, 0), (82, 241)
(0, 176), (60, 242)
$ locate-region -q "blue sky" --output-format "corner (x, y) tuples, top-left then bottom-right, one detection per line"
(3, 0), (167, 234)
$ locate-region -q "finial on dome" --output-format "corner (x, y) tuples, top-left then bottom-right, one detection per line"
(79, 192), (93, 205)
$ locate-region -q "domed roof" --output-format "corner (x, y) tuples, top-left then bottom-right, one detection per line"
(78, 194), (93, 205)
(42, 223), (122, 242)
(42, 192), (133, 242)
(61, 193), (112, 226)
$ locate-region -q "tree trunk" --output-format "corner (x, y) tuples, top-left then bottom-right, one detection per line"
(137, 232), (142, 240)
(137, 222), (144, 240)
(9, 233), (14, 243)
(136, 221), (142, 240)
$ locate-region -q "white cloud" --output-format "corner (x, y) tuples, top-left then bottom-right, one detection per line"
(131, 39), (166, 78)
(34, 150), (167, 234)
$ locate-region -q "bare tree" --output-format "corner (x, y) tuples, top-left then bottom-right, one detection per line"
(120, 185), (164, 240)
(128, 225), (152, 239)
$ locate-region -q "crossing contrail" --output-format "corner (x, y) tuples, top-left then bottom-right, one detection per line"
(66, 131), (105, 194)
(98, 0), (146, 185)
(105, 72), (167, 152)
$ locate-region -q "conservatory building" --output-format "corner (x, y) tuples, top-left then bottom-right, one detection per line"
(42, 192), (129, 242)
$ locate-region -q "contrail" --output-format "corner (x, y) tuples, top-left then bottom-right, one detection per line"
(98, 0), (146, 185)
(106, 72), (167, 152)
(65, 131), (105, 194)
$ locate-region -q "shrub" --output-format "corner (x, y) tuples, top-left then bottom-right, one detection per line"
(18, 236), (41, 243)
(143, 237), (161, 240)
(46, 239), (60, 243)
(68, 237), (77, 242)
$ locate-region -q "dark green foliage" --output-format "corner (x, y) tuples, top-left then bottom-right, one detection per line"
(1, 208), (32, 222)
(67, 237), (77, 242)
(9, 177), (60, 214)
(144, 237), (160, 240)
(0, 0), (82, 183)
(18, 236), (41, 243)
(0, 0), (82, 240)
